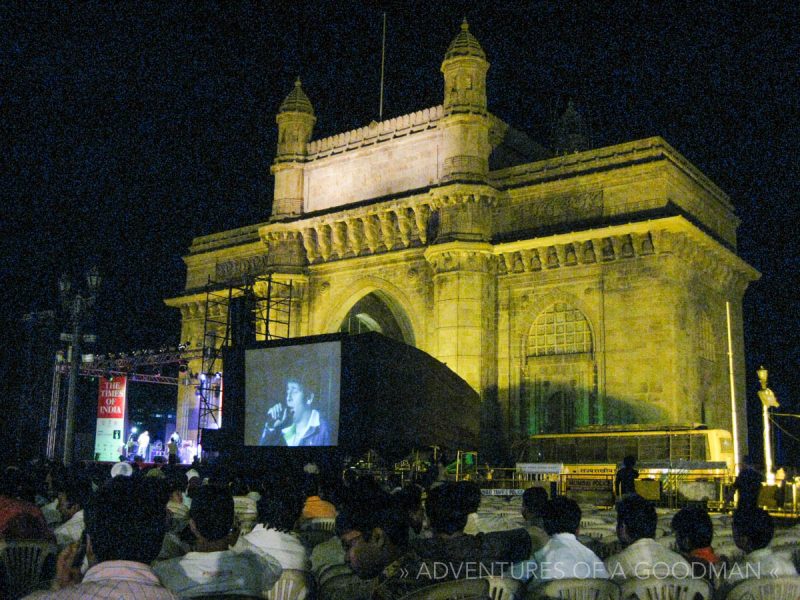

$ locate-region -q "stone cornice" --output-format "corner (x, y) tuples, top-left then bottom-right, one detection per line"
(187, 224), (266, 256)
(493, 215), (759, 289)
(489, 136), (734, 216)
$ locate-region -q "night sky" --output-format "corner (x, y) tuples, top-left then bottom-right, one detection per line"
(2, 2), (798, 464)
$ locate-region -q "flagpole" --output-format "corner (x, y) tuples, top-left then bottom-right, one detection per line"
(379, 12), (386, 121)
(725, 301), (741, 474)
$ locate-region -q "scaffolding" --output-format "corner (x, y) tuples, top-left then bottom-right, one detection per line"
(46, 274), (293, 461)
(197, 274), (293, 445)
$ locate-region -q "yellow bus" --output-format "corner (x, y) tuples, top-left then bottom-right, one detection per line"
(520, 425), (734, 472)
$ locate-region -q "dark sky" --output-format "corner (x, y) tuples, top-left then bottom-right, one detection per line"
(2, 1), (798, 463)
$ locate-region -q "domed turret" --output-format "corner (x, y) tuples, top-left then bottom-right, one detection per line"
(439, 19), (491, 182)
(444, 18), (486, 61)
(271, 78), (316, 221)
(279, 78), (315, 116)
(441, 18), (489, 116)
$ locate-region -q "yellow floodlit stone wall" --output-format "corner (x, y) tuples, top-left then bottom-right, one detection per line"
(165, 22), (757, 455)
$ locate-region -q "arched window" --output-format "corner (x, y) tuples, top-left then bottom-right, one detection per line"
(339, 293), (407, 344)
(527, 302), (592, 357)
(523, 302), (596, 435)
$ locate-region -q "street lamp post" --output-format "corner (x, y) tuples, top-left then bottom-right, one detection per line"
(756, 365), (779, 485)
(59, 267), (101, 465)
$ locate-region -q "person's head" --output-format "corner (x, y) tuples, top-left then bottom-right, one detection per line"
(257, 481), (305, 532)
(285, 378), (314, 424)
(543, 496), (581, 536)
(623, 455), (636, 468)
(616, 494), (657, 545)
(85, 477), (169, 564)
(338, 492), (409, 579)
(733, 508), (773, 553)
(189, 484), (235, 543)
(456, 480), (482, 514)
(671, 506), (714, 553)
(57, 473), (92, 520)
(426, 483), (468, 535)
(166, 471), (188, 501)
(392, 484), (424, 534)
(522, 487), (549, 523)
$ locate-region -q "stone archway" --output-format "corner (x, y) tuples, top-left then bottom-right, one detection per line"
(338, 292), (407, 344)
(323, 279), (418, 348)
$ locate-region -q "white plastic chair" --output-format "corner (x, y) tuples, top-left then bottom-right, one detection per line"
(526, 578), (620, 600)
(619, 576), (711, 600)
(724, 576), (800, 600)
(0, 540), (57, 599)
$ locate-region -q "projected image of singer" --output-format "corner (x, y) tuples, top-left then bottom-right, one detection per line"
(259, 378), (331, 446)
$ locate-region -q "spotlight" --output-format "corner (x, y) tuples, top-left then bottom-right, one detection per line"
(178, 363), (188, 373)
(104, 372), (114, 381)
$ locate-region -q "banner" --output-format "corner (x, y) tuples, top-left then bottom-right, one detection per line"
(94, 376), (127, 461)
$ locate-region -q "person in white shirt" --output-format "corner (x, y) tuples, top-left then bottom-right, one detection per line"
(154, 484), (282, 597)
(235, 480), (309, 570)
(721, 507), (797, 589)
(513, 496), (607, 583)
(605, 494), (690, 581)
(53, 475), (91, 548)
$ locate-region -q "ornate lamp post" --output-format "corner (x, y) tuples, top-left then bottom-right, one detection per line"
(59, 266), (101, 465)
(756, 365), (779, 485)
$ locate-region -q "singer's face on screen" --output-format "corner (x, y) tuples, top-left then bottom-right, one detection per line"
(285, 380), (313, 424)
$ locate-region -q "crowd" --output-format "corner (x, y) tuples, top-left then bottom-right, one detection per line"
(0, 459), (797, 599)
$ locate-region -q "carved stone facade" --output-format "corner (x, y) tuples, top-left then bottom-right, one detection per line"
(166, 21), (758, 455)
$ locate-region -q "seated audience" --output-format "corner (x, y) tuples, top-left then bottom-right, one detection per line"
(722, 508), (796, 587)
(411, 482), (531, 571)
(154, 484), (282, 597)
(338, 490), (428, 599)
(459, 480), (484, 534)
(521, 486), (550, 551)
(53, 473), (92, 548)
(392, 484), (426, 539)
(0, 469), (53, 541)
(605, 494), (689, 580)
(25, 477), (176, 599)
(513, 496), (607, 583)
(235, 478), (310, 570)
(671, 506), (722, 581)
(299, 474), (337, 522)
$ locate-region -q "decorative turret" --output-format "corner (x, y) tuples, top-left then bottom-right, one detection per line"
(441, 18), (489, 115)
(438, 19), (491, 183)
(275, 78), (315, 162)
(271, 78), (316, 221)
(552, 99), (591, 154)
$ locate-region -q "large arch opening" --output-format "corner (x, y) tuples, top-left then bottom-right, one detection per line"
(338, 292), (409, 345)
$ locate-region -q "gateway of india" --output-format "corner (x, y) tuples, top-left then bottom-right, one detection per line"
(166, 20), (758, 455)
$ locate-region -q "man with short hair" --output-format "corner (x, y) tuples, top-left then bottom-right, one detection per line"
(521, 487), (550, 552)
(53, 474), (92, 548)
(338, 492), (428, 600)
(512, 497), (607, 583)
(154, 484), (282, 597)
(25, 477), (177, 599)
(671, 506), (722, 580)
(412, 482), (531, 571)
(723, 508), (796, 587)
(605, 494), (688, 580)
